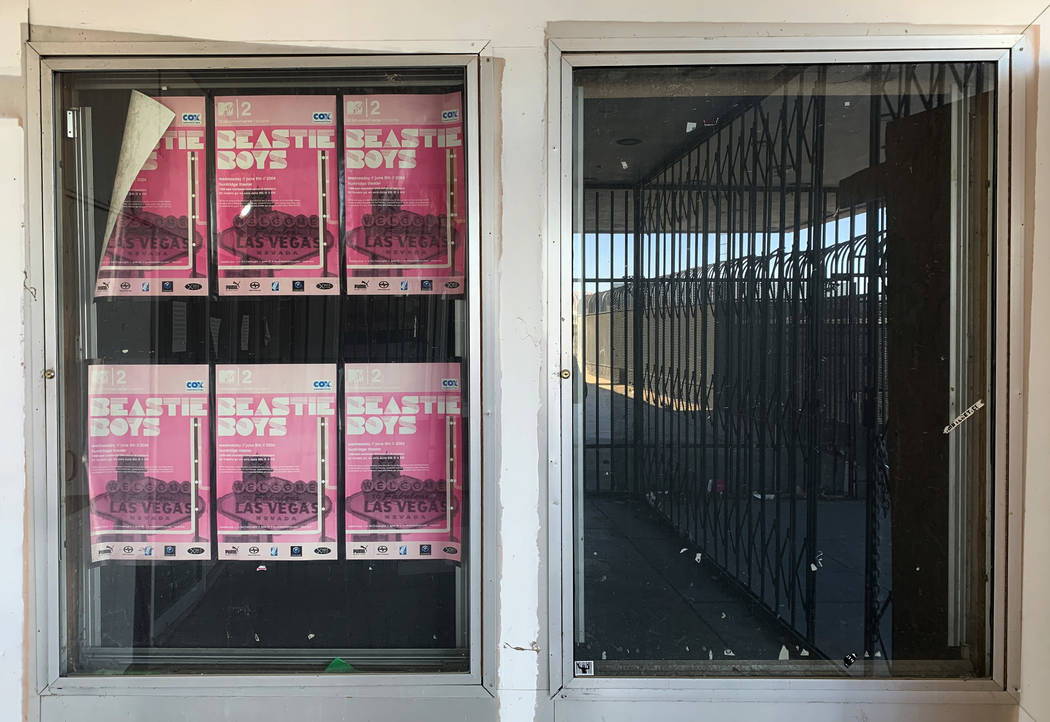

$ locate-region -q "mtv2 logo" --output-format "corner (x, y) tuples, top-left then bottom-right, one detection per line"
(345, 99), (380, 117)
(217, 99), (252, 118)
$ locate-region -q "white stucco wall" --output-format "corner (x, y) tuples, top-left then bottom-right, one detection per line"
(3, 2), (1050, 722)
(0, 3), (26, 722)
(0, 120), (24, 722)
(1020, 11), (1050, 722)
(19, 0), (1050, 42)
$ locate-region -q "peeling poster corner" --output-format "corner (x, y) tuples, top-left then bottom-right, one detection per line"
(102, 91), (176, 247)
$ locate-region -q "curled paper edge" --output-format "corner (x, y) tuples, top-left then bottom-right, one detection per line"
(100, 91), (176, 259)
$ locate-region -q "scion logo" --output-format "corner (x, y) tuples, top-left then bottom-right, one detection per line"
(248, 546), (260, 555)
(187, 546), (206, 555)
(312, 380), (332, 389)
(314, 546), (332, 555)
(376, 545), (389, 554)
(444, 281), (460, 289)
(443, 546), (458, 555)
(184, 282), (203, 291)
(250, 281), (261, 290)
(120, 282), (131, 290)
(181, 112), (203, 125)
(378, 281), (390, 289)
(316, 282), (334, 290)
(312, 112), (332, 122)
(122, 545), (134, 554)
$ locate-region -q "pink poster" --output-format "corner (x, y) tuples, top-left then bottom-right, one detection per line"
(215, 364), (337, 560)
(87, 364), (211, 562)
(344, 363), (463, 561)
(95, 97), (208, 298)
(344, 93), (466, 295)
(215, 96), (339, 296)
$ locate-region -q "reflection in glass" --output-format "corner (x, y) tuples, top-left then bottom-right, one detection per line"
(572, 63), (995, 677)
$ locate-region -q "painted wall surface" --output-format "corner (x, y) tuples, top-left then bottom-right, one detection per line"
(3, 2), (1050, 722)
(20, 0), (1050, 42)
(0, 118), (25, 722)
(1020, 12), (1050, 722)
(0, 5), (26, 722)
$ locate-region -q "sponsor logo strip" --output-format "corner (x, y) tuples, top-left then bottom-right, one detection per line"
(217, 543), (335, 560)
(344, 276), (465, 295)
(94, 278), (208, 297)
(92, 542), (212, 561)
(217, 278), (338, 296)
(342, 541), (461, 560)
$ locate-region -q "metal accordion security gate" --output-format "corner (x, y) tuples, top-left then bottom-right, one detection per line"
(577, 62), (991, 661)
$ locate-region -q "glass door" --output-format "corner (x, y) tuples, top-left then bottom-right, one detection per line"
(570, 61), (996, 678)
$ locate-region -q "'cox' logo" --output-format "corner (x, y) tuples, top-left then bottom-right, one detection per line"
(441, 378), (459, 389)
(312, 112), (332, 122)
(313, 380), (332, 389)
(441, 109), (459, 121)
(181, 113), (202, 123)
(186, 381), (205, 390)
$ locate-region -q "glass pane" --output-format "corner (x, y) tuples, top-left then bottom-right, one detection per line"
(57, 67), (472, 675)
(572, 62), (995, 678)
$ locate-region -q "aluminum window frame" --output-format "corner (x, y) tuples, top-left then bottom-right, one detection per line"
(23, 43), (498, 710)
(546, 32), (1028, 710)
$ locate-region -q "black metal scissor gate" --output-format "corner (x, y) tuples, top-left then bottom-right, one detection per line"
(578, 63), (990, 660)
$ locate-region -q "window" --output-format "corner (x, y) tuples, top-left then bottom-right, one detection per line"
(568, 60), (998, 678)
(54, 63), (478, 676)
